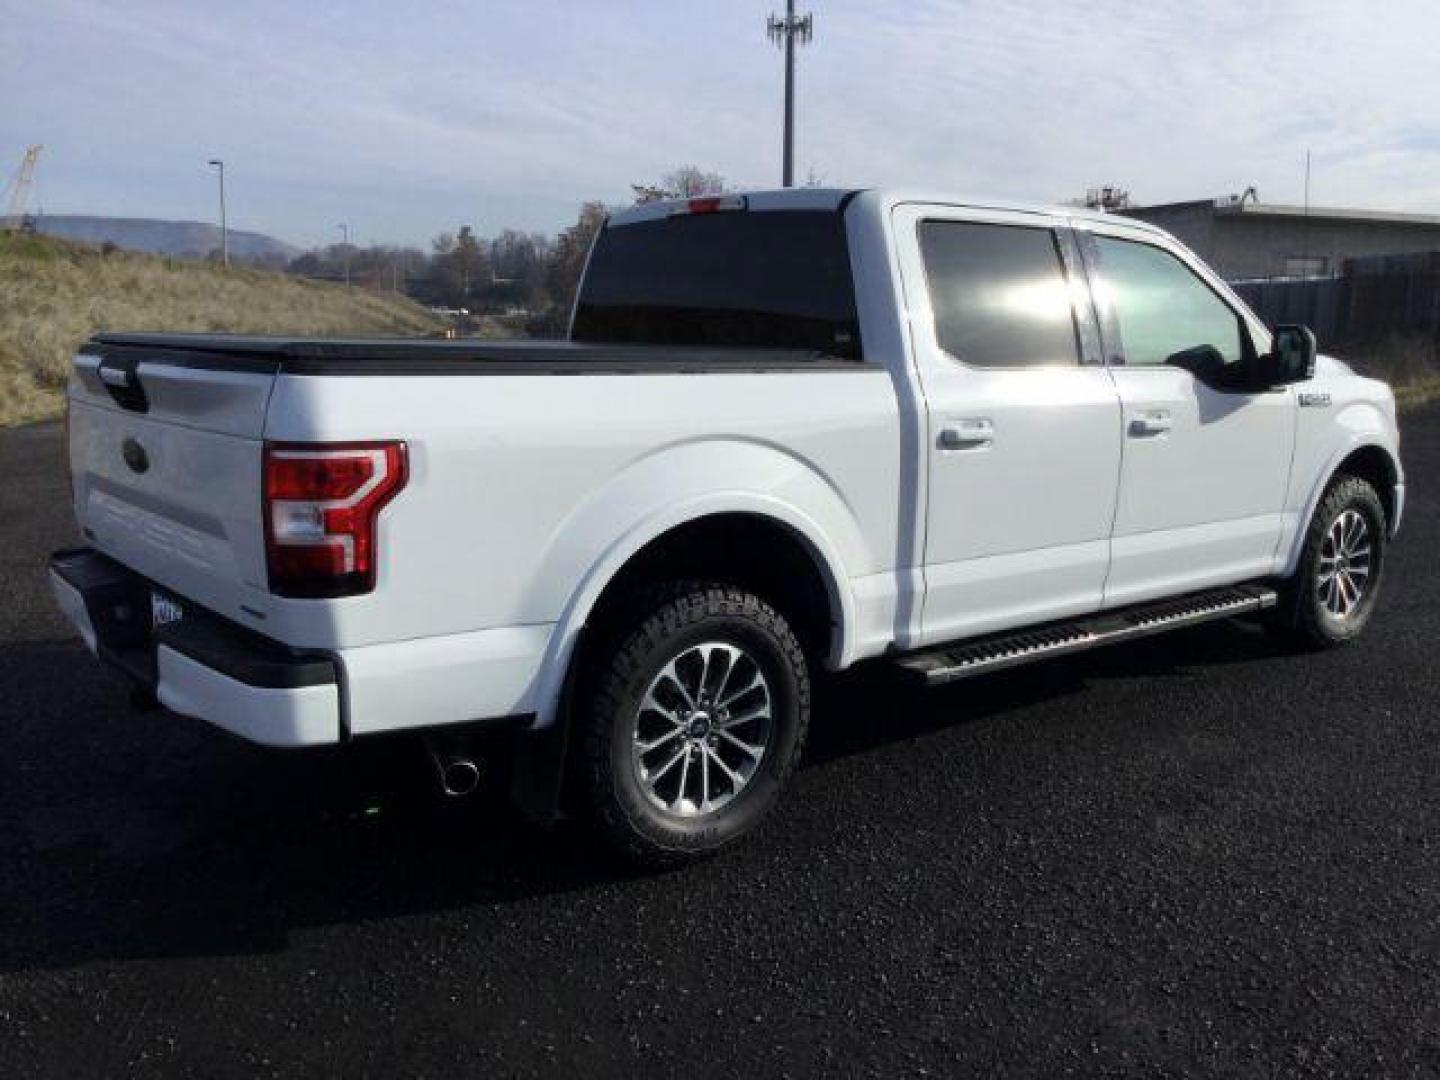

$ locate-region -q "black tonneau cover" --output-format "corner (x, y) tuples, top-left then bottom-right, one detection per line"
(82, 334), (865, 376)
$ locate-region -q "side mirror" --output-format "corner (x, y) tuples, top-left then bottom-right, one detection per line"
(1263, 324), (1317, 386)
(1165, 344), (1227, 383)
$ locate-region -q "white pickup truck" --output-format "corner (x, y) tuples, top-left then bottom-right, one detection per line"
(50, 187), (1403, 864)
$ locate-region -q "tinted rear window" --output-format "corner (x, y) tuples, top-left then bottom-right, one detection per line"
(919, 220), (1081, 368)
(572, 210), (861, 359)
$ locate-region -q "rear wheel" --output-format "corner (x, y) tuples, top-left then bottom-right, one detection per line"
(1271, 474), (1387, 648)
(577, 583), (810, 867)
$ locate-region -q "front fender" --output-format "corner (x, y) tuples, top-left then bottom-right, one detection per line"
(1278, 398), (1400, 576)
(525, 438), (875, 727)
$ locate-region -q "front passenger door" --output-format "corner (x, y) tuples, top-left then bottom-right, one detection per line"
(1083, 226), (1295, 607)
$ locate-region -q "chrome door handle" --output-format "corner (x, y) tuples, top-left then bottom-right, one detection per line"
(1128, 411), (1173, 437)
(938, 419), (994, 450)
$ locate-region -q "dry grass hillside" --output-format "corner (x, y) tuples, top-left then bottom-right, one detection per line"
(0, 231), (445, 425)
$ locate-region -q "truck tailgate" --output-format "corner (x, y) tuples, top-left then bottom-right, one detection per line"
(68, 348), (278, 622)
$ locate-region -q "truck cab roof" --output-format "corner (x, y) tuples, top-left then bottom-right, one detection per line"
(606, 185), (1166, 236)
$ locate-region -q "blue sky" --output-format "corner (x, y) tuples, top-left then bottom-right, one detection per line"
(3, 0), (1438, 249)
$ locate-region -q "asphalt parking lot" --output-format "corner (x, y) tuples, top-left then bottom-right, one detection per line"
(1, 413), (1437, 1078)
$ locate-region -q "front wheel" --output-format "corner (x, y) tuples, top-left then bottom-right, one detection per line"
(576, 583), (810, 867)
(1271, 474), (1388, 648)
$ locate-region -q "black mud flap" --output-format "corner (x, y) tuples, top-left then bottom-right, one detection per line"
(509, 626), (587, 824)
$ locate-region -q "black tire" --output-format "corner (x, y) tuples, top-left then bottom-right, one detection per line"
(577, 582), (810, 867)
(1271, 474), (1387, 649)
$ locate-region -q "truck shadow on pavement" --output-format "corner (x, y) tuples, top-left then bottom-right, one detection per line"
(0, 618), (1293, 974)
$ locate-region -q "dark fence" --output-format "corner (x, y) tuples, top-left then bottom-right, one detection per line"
(1232, 251), (1440, 346)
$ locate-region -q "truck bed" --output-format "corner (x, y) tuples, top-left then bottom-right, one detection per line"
(85, 333), (862, 376)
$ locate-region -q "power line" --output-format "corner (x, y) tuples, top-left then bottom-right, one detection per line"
(767, 1), (813, 188)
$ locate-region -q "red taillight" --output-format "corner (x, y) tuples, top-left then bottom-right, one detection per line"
(263, 441), (407, 598)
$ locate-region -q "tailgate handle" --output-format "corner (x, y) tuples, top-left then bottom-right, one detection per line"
(96, 357), (149, 413)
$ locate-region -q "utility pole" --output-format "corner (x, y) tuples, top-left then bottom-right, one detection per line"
(1302, 149), (1312, 275)
(337, 222), (350, 286)
(1303, 149), (1312, 214)
(767, 0), (813, 187)
(2, 145), (43, 230)
(207, 159), (228, 267)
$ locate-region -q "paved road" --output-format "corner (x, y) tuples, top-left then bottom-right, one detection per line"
(1, 415), (1437, 1078)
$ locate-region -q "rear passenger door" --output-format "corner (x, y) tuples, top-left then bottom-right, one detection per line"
(893, 205), (1122, 645)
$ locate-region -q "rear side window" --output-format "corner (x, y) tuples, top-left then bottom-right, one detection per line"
(573, 210), (861, 359)
(919, 220), (1081, 368)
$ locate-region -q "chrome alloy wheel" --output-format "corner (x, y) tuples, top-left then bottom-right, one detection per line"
(1317, 508), (1373, 619)
(631, 641), (774, 818)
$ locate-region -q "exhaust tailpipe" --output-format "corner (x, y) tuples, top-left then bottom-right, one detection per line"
(439, 755), (481, 798)
(426, 737), (483, 798)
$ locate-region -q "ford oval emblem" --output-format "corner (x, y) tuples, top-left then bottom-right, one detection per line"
(122, 436), (150, 474)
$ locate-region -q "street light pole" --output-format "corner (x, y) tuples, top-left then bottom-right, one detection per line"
(337, 222), (350, 286)
(207, 159), (228, 267)
(767, 0), (813, 188)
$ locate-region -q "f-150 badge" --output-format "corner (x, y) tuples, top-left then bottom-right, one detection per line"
(1299, 392), (1332, 408)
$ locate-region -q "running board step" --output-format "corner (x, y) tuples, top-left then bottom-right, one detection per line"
(894, 584), (1279, 687)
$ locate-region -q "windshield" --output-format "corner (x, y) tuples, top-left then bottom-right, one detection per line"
(572, 209), (861, 359)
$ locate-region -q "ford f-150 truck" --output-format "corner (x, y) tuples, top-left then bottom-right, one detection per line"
(49, 187), (1404, 864)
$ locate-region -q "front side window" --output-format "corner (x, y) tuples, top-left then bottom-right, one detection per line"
(1095, 236), (1244, 367)
(918, 220), (1081, 369)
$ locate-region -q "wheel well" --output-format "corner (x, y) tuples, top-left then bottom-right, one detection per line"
(585, 513), (838, 661)
(1335, 445), (1398, 528)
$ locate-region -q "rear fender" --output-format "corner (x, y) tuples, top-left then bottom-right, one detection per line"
(525, 438), (871, 728)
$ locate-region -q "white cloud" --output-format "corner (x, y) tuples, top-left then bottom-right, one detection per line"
(1, 0), (1436, 245)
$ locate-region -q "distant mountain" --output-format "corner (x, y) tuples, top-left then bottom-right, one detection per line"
(31, 215), (299, 262)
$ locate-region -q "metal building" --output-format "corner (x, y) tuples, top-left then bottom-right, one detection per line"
(1121, 194), (1440, 281)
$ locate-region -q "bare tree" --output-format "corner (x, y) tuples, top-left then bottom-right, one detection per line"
(426, 226), (490, 308)
(631, 166), (728, 204)
(534, 201), (609, 336)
